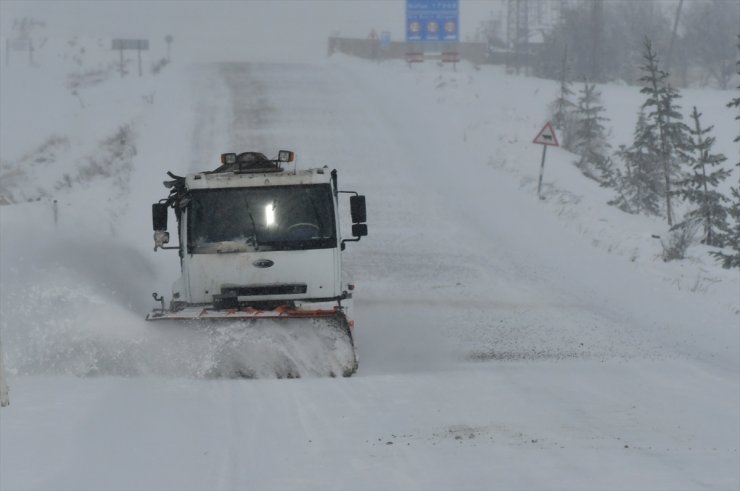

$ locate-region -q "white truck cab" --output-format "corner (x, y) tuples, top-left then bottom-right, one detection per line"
(151, 151), (367, 312)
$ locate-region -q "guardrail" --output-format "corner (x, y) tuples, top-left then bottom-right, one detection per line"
(327, 37), (489, 66)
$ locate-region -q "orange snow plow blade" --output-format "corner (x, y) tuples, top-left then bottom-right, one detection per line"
(146, 306), (357, 378)
(148, 305), (344, 321)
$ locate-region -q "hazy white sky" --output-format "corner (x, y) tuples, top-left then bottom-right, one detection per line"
(0, 0), (504, 63)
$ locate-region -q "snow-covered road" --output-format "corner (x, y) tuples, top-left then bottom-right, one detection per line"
(1, 59), (738, 490)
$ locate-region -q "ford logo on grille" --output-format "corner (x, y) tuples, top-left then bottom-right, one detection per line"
(252, 259), (274, 268)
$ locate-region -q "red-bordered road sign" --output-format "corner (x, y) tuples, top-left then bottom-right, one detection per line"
(533, 122), (559, 147)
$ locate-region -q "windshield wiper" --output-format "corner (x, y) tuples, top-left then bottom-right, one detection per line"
(307, 196), (323, 237)
(244, 203), (260, 251)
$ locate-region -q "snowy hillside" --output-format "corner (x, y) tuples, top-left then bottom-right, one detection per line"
(1, 46), (738, 490)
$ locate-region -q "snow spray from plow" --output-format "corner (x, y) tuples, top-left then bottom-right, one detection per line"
(1, 280), (355, 378)
(147, 311), (358, 378)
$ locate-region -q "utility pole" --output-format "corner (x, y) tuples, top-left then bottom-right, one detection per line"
(517, 0), (529, 75)
(666, 0), (684, 75)
(507, 0), (529, 75)
(589, 0), (604, 82)
(165, 34), (173, 62)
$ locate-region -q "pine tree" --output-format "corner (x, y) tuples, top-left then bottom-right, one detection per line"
(573, 80), (611, 181)
(603, 153), (634, 214)
(609, 111), (662, 215)
(710, 188), (740, 269)
(608, 110), (662, 216)
(727, 38), (740, 168)
(674, 106), (731, 246)
(709, 44), (740, 268)
(638, 37), (690, 226)
(551, 46), (577, 151)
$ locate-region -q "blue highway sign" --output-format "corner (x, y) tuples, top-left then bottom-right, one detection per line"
(406, 0), (459, 42)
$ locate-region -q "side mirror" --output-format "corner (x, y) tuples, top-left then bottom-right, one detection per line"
(352, 223), (368, 237)
(153, 230), (170, 251)
(350, 195), (366, 224)
(152, 203), (168, 231)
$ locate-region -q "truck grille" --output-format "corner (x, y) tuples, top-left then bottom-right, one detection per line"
(222, 284), (308, 296)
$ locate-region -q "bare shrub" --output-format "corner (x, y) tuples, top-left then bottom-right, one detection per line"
(66, 67), (112, 90)
(1, 136), (70, 203)
(660, 220), (700, 262)
(77, 125), (136, 181)
(151, 57), (169, 75)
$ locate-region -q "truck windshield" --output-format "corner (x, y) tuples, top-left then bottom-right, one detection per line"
(187, 184), (336, 253)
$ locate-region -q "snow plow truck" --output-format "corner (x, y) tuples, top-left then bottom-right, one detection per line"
(147, 151), (367, 378)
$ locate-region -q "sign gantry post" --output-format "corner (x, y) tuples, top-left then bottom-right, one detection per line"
(532, 122), (559, 199)
(112, 39), (149, 77)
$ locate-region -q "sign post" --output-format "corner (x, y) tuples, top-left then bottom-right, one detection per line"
(380, 31), (391, 51)
(112, 39), (149, 77)
(0, 335), (9, 407)
(532, 122), (559, 199)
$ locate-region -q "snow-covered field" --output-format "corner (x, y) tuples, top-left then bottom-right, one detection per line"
(1, 45), (738, 490)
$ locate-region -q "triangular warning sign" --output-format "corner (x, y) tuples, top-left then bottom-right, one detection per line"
(533, 122), (559, 147)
